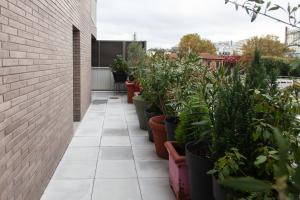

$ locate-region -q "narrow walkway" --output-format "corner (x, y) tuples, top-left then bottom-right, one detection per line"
(41, 92), (175, 200)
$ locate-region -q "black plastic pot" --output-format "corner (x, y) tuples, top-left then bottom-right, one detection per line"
(133, 95), (149, 130)
(144, 107), (159, 142)
(213, 176), (226, 200)
(186, 142), (214, 200)
(165, 116), (179, 141)
(112, 71), (128, 83)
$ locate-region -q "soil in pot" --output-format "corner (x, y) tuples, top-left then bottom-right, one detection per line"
(165, 141), (190, 200)
(186, 142), (214, 200)
(149, 115), (168, 159)
(144, 107), (160, 142)
(165, 116), (179, 141)
(133, 95), (149, 130)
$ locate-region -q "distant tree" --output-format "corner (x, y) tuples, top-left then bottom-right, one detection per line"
(127, 42), (146, 68)
(178, 33), (216, 56)
(242, 35), (290, 62)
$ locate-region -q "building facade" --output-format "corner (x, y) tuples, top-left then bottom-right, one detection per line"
(0, 0), (96, 199)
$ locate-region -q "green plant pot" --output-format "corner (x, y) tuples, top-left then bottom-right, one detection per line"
(133, 95), (150, 130)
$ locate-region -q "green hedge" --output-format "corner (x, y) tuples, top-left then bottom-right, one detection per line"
(261, 56), (300, 77)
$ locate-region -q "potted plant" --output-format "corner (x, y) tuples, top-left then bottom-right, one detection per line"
(208, 50), (300, 199)
(164, 55), (203, 141)
(126, 42), (146, 103)
(164, 86), (211, 200)
(132, 94), (149, 130)
(110, 55), (128, 83)
(146, 54), (177, 158)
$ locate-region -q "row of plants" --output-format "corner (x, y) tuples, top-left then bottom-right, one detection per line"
(127, 48), (300, 200)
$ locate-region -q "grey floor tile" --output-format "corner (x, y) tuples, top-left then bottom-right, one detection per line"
(135, 160), (169, 178)
(92, 179), (141, 200)
(133, 148), (162, 161)
(139, 178), (175, 200)
(99, 147), (133, 160)
(62, 147), (99, 161)
(128, 125), (148, 136)
(75, 129), (101, 137)
(96, 160), (137, 178)
(102, 128), (128, 136)
(53, 160), (97, 179)
(100, 136), (131, 146)
(131, 136), (153, 148)
(69, 137), (101, 147)
(41, 179), (93, 200)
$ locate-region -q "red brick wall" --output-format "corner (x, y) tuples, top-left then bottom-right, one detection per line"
(0, 0), (96, 199)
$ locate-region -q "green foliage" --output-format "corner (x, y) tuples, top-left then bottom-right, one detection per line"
(127, 42), (146, 80)
(175, 89), (211, 146)
(110, 55), (128, 73)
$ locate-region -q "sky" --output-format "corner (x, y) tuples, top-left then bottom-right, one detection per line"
(96, 0), (298, 49)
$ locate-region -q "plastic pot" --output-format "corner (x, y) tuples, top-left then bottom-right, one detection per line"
(133, 95), (149, 130)
(144, 107), (159, 142)
(165, 141), (190, 200)
(112, 71), (128, 83)
(165, 116), (179, 141)
(149, 115), (168, 159)
(186, 142), (214, 200)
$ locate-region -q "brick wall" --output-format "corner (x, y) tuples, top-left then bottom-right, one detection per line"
(0, 0), (96, 199)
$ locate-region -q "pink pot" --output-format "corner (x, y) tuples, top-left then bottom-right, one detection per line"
(165, 141), (190, 200)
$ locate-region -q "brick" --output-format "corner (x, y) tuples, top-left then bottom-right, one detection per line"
(3, 58), (18, 66)
(9, 35), (26, 44)
(9, 51), (26, 58)
(8, 3), (25, 16)
(8, 19), (25, 30)
(1, 24), (17, 35)
(3, 74), (19, 83)
(0, 50), (9, 59)
(4, 89), (19, 101)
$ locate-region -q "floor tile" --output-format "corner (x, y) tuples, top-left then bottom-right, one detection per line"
(100, 136), (131, 146)
(75, 129), (101, 137)
(41, 179), (93, 200)
(135, 160), (169, 178)
(99, 147), (133, 160)
(139, 178), (175, 200)
(96, 160), (137, 178)
(133, 148), (162, 161)
(62, 147), (99, 161)
(53, 160), (97, 179)
(69, 137), (101, 147)
(131, 136), (153, 148)
(102, 128), (128, 136)
(92, 179), (141, 200)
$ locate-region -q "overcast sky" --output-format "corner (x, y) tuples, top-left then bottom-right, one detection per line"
(97, 0), (297, 49)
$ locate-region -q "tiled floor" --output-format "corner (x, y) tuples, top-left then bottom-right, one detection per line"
(41, 92), (175, 200)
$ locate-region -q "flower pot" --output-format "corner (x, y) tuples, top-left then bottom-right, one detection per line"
(133, 95), (149, 130)
(165, 141), (190, 200)
(144, 107), (159, 142)
(213, 177), (226, 200)
(165, 116), (179, 141)
(149, 115), (168, 159)
(113, 71), (128, 83)
(125, 81), (135, 103)
(186, 142), (214, 200)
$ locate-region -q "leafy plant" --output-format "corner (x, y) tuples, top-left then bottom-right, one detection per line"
(110, 55), (128, 73)
(127, 42), (147, 80)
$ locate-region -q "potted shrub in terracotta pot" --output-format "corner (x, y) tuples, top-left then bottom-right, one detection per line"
(126, 42), (146, 103)
(144, 54), (177, 158)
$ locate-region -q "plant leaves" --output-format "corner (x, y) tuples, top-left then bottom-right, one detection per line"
(254, 155), (267, 166)
(222, 177), (273, 192)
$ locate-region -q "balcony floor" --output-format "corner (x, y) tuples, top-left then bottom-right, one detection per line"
(41, 92), (175, 200)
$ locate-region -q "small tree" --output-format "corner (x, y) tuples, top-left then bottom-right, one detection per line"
(127, 42), (146, 80)
(178, 33), (216, 56)
(242, 35), (290, 62)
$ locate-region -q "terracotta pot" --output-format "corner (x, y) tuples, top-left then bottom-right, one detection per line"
(149, 115), (168, 159)
(125, 81), (135, 103)
(165, 141), (190, 200)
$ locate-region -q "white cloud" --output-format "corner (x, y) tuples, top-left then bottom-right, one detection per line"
(97, 0), (298, 49)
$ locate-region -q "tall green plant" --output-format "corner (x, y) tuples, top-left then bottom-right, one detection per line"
(127, 42), (146, 80)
